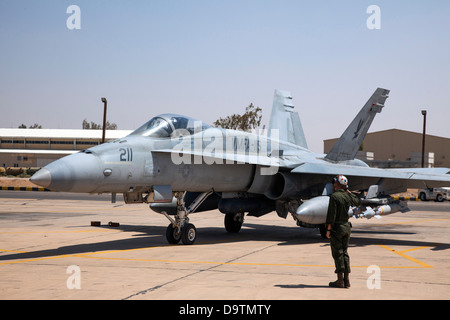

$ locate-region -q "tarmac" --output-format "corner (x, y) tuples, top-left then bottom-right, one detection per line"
(0, 191), (449, 300)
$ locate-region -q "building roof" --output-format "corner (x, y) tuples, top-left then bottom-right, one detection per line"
(324, 128), (450, 143)
(0, 128), (132, 139)
(0, 149), (77, 155)
(365, 128), (449, 140)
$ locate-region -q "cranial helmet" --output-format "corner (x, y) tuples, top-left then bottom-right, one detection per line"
(333, 175), (348, 187)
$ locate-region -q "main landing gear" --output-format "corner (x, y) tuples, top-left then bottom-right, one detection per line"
(160, 191), (211, 245)
(224, 212), (244, 233)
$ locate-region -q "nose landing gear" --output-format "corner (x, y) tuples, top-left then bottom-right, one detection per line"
(160, 191), (211, 245)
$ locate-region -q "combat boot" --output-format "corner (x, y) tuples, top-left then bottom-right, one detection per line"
(329, 273), (345, 288)
(344, 273), (350, 288)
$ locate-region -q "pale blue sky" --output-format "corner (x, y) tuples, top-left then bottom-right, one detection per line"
(1, 0), (449, 152)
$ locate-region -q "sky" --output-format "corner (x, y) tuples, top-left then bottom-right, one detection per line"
(1, 0), (449, 153)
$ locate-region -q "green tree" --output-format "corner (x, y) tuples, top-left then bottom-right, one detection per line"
(213, 103), (262, 131)
(18, 123), (42, 129)
(82, 119), (117, 130)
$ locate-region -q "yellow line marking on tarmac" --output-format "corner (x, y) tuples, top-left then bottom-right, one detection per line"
(0, 207), (136, 215)
(0, 245), (433, 269)
(73, 244), (435, 269)
(1, 240), (432, 269)
(72, 253), (430, 269)
(378, 245), (433, 268)
(0, 255), (74, 266)
(0, 226), (437, 269)
(0, 229), (117, 234)
(398, 246), (432, 254)
(0, 249), (28, 254)
(75, 253), (336, 268)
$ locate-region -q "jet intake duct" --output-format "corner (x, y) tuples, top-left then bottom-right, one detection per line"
(264, 172), (300, 200)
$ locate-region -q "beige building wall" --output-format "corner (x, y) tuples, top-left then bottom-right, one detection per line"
(324, 129), (450, 168)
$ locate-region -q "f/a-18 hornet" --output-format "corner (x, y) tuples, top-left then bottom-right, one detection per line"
(31, 88), (450, 244)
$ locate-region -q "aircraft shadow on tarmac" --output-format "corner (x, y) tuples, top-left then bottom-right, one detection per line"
(0, 222), (448, 262)
(274, 284), (330, 289)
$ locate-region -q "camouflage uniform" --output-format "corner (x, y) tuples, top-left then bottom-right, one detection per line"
(326, 189), (361, 275)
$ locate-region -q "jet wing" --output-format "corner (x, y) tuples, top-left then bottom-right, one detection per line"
(152, 148), (280, 167)
(291, 162), (450, 183)
(291, 162), (411, 179)
(391, 167), (450, 175)
(394, 168), (450, 182)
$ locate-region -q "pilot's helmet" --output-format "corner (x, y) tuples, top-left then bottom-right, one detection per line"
(332, 175), (348, 188)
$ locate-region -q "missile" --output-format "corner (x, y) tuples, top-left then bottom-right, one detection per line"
(295, 196), (409, 225)
(350, 202), (410, 219)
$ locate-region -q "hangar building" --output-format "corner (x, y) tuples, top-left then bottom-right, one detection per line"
(324, 129), (450, 168)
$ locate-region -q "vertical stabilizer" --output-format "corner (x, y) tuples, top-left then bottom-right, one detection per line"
(325, 88), (390, 162)
(268, 90), (308, 148)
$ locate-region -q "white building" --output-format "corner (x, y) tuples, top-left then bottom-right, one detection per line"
(0, 128), (132, 168)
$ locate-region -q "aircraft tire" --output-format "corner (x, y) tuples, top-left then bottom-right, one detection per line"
(224, 213), (243, 233)
(166, 224), (181, 244)
(419, 193), (427, 201)
(181, 223), (196, 245)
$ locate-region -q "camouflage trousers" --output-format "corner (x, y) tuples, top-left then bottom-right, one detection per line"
(330, 222), (351, 274)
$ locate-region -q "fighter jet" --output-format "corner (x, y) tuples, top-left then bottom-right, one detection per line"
(31, 88), (450, 244)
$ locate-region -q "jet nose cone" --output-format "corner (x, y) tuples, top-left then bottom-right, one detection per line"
(30, 168), (52, 188)
(36, 152), (102, 192)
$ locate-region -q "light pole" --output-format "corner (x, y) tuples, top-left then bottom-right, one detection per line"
(101, 97), (107, 144)
(421, 110), (427, 168)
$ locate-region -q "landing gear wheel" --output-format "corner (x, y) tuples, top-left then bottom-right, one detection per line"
(225, 213), (244, 233)
(181, 223), (197, 245)
(166, 224), (181, 244)
(158, 191), (212, 245)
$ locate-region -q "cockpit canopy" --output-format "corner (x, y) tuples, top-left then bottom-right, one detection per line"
(129, 114), (211, 138)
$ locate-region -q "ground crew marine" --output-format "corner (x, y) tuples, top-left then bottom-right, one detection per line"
(325, 175), (361, 288)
